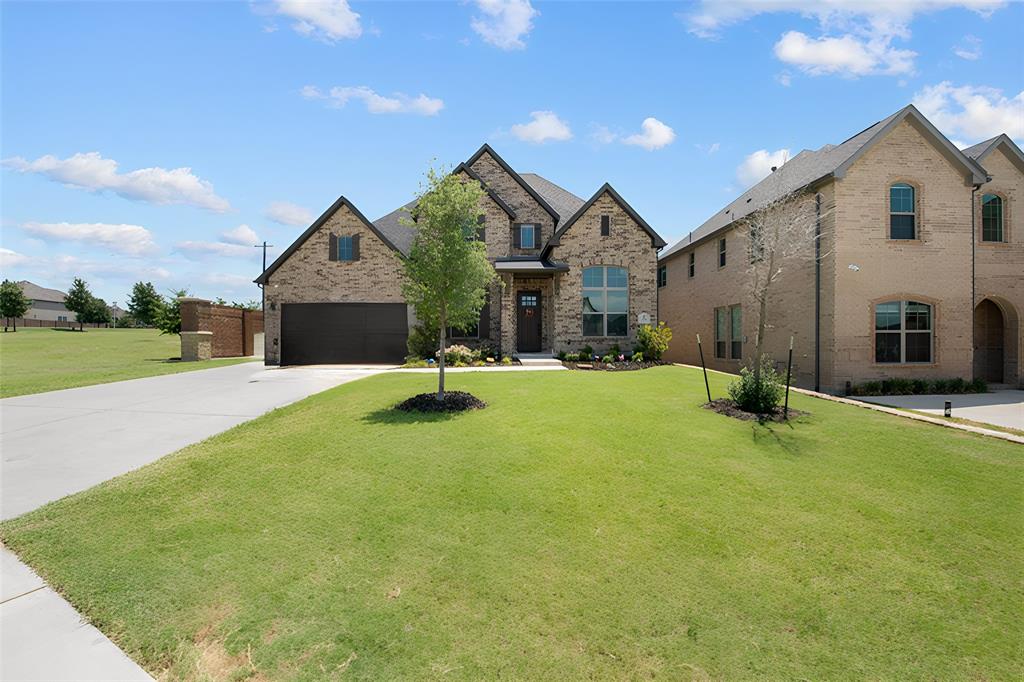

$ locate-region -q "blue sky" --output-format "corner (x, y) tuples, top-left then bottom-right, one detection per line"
(2, 0), (1021, 304)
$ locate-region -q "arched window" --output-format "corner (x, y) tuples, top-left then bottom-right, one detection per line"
(889, 183), (916, 239)
(982, 194), (1004, 242)
(875, 300), (932, 363)
(582, 266), (628, 337)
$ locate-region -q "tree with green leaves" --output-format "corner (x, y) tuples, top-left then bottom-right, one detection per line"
(401, 166), (495, 401)
(79, 295), (112, 326)
(127, 281), (163, 327)
(64, 277), (94, 331)
(0, 279), (31, 331)
(155, 289), (189, 335)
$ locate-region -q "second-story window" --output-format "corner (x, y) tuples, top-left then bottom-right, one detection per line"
(517, 224), (537, 249)
(658, 265), (667, 288)
(338, 235), (354, 261)
(889, 183), (916, 239)
(688, 252), (695, 278)
(982, 194), (1004, 242)
(718, 238), (727, 267)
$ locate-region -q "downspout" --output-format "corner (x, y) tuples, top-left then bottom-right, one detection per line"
(814, 192), (821, 393)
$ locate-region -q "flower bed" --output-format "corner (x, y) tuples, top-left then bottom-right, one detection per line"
(704, 398), (807, 423)
(561, 360), (667, 372)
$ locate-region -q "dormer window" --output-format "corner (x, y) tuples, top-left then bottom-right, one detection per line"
(889, 183), (916, 239)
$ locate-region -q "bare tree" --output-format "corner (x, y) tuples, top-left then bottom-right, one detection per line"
(735, 189), (833, 382)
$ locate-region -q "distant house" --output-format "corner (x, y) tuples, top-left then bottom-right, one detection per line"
(17, 281), (76, 323)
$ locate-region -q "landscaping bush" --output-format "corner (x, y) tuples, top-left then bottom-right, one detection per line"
(636, 322), (672, 361)
(407, 323), (438, 360)
(850, 376), (988, 396)
(564, 352), (579, 362)
(969, 377), (988, 393)
(580, 344), (593, 358)
(601, 354), (615, 364)
(443, 344), (476, 365)
(556, 350), (566, 361)
(500, 356), (512, 366)
(727, 355), (784, 414)
(632, 351), (644, 363)
(948, 377), (966, 394)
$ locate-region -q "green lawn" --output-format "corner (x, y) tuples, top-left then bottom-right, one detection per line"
(0, 327), (253, 398)
(2, 367), (1021, 680)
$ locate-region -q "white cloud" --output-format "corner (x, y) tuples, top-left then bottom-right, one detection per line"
(273, 0), (361, 42)
(220, 224), (259, 246)
(48, 254), (172, 281)
(471, 0), (537, 50)
(774, 30), (915, 76)
(914, 82), (1024, 143)
(953, 34), (982, 60)
(176, 241), (253, 259)
(2, 152), (231, 212)
(590, 124), (617, 145)
(266, 201), (314, 227)
(510, 111), (572, 144)
(684, 1), (1004, 78)
(0, 248), (29, 269)
(21, 222), (158, 256)
(776, 71), (793, 86)
(736, 148), (791, 187)
(622, 118), (677, 151)
(302, 85), (444, 116)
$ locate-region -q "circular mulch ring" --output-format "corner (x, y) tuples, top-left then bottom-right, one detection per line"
(704, 398), (807, 423)
(396, 391), (487, 413)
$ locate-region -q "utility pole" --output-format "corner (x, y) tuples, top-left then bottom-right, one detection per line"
(254, 241), (274, 309)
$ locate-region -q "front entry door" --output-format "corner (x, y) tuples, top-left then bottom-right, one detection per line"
(517, 291), (541, 352)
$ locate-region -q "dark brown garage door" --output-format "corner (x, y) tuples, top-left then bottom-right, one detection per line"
(281, 302), (408, 365)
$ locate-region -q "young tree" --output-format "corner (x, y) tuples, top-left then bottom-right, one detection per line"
(155, 288), (189, 335)
(736, 189), (832, 385)
(401, 166), (495, 401)
(79, 295), (112, 326)
(0, 279), (31, 331)
(127, 281), (163, 327)
(64, 277), (94, 331)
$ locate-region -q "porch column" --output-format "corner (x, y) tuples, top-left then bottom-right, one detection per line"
(500, 273), (515, 357)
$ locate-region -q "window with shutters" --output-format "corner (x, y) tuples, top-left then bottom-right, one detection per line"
(875, 300), (932, 363)
(981, 194), (1004, 242)
(582, 266), (628, 337)
(518, 224), (537, 249)
(337, 235), (354, 261)
(889, 183), (916, 239)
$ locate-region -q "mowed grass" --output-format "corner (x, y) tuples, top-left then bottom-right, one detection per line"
(0, 327), (252, 397)
(1, 367), (1021, 680)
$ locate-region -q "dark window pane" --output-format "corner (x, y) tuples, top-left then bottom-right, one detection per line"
(905, 302), (931, 330)
(607, 314), (627, 336)
(731, 341), (742, 360)
(583, 314), (603, 336)
(890, 184), (914, 213)
(715, 308), (727, 343)
(890, 214), (915, 239)
(582, 289), (603, 313)
(715, 341), (726, 359)
(982, 194), (1003, 242)
(905, 332), (931, 363)
(875, 332), (901, 363)
(875, 302), (901, 330)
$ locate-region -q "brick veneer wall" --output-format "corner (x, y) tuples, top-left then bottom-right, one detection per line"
(263, 203), (407, 365)
(179, 298), (264, 358)
(469, 150), (556, 258)
(548, 192), (659, 355)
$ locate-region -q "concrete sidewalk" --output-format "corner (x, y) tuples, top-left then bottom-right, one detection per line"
(1, 362), (385, 681)
(855, 390), (1023, 432)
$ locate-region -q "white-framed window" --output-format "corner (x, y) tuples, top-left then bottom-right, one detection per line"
(982, 194), (1004, 242)
(875, 300), (932, 363)
(338, 235), (354, 261)
(519, 224), (536, 249)
(889, 183), (916, 239)
(582, 266), (628, 337)
(714, 305), (742, 359)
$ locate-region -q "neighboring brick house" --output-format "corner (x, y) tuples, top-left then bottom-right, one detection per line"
(256, 144), (665, 365)
(658, 104), (1024, 393)
(17, 280), (75, 323)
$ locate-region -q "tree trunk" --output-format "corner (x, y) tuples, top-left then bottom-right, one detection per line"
(437, 306), (446, 402)
(12, 316), (16, 332)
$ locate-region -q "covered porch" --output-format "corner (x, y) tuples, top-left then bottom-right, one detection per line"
(493, 258), (569, 357)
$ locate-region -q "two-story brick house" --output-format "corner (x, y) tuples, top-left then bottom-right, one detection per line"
(658, 104), (1023, 392)
(256, 144), (665, 365)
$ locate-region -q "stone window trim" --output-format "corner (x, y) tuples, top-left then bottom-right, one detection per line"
(868, 293), (940, 367)
(977, 190), (1011, 246)
(884, 177), (925, 243)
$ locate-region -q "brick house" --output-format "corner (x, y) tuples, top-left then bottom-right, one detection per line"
(255, 144), (665, 365)
(658, 104), (1023, 392)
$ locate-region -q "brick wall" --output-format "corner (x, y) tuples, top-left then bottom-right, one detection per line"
(469, 150), (557, 257)
(179, 298), (264, 358)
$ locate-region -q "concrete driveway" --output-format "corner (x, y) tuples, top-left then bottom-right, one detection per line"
(856, 389), (1023, 431)
(1, 361), (387, 681)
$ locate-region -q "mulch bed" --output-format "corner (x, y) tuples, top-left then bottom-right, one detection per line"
(562, 360), (668, 372)
(395, 391), (487, 413)
(704, 398), (807, 423)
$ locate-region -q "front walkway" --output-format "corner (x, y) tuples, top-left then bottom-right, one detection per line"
(1, 362), (386, 681)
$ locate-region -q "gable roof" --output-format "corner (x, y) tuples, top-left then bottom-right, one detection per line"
(452, 162), (517, 219)
(520, 173), (586, 227)
(962, 133), (1024, 173)
(18, 280), (66, 303)
(545, 183), (666, 255)
(466, 143), (561, 224)
(255, 195), (402, 284)
(660, 104), (992, 261)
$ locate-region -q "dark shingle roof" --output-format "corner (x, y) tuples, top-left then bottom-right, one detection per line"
(18, 280), (66, 302)
(660, 104), (990, 261)
(961, 135), (1002, 160)
(372, 201), (418, 256)
(520, 173), (586, 228)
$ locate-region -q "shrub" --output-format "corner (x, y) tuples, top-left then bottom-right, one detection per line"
(580, 344), (593, 358)
(500, 356), (512, 365)
(403, 356), (428, 368)
(407, 323), (438, 360)
(601, 354), (615, 364)
(636, 322), (672, 360)
(931, 378), (951, 394)
(556, 350), (566, 361)
(442, 344), (475, 365)
(564, 352), (579, 362)
(727, 355), (784, 413)
(911, 379), (929, 394)
(947, 377), (966, 394)
(609, 343), (621, 357)
(881, 378), (914, 395)
(968, 377), (988, 393)
(632, 351), (644, 363)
